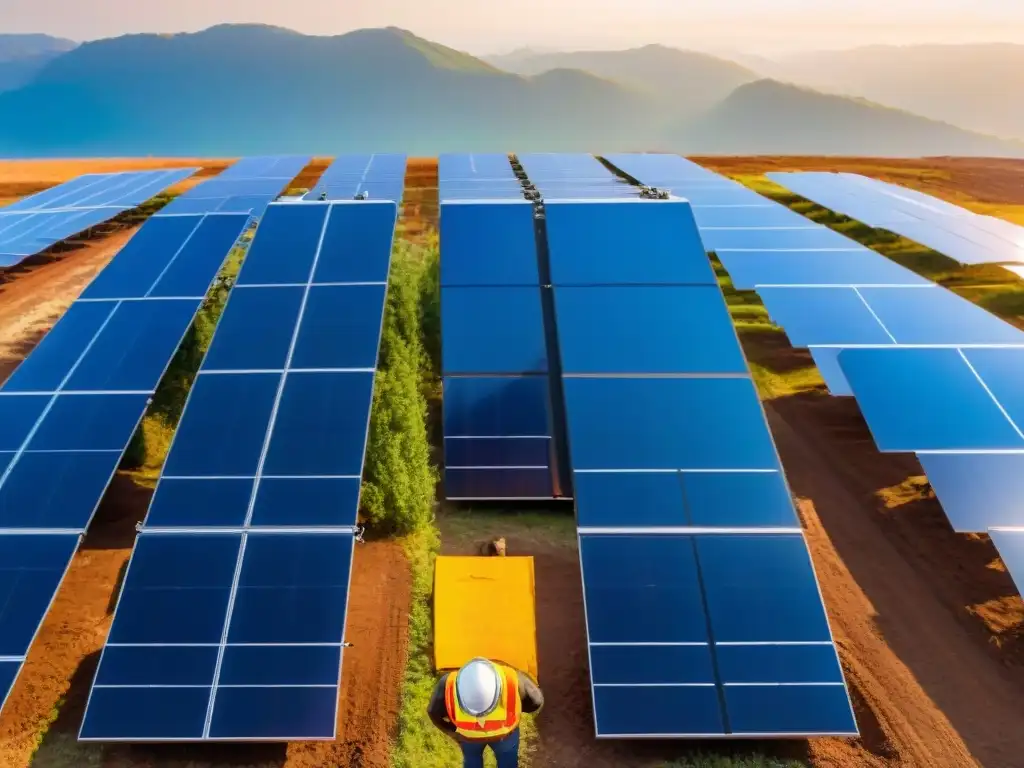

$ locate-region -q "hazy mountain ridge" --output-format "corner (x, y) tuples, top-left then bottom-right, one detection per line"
(0, 28), (1019, 156)
(767, 44), (1024, 140)
(676, 79), (1024, 156)
(0, 34), (78, 95)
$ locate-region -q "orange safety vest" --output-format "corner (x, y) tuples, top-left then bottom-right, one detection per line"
(444, 663), (522, 741)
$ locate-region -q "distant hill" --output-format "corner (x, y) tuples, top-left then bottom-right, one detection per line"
(0, 33), (76, 62)
(0, 27), (1021, 157)
(0, 33), (77, 94)
(770, 44), (1024, 140)
(486, 44), (758, 119)
(675, 79), (1024, 157)
(0, 25), (662, 155)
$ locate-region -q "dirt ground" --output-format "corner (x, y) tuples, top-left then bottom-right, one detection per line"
(3, 156), (1024, 768)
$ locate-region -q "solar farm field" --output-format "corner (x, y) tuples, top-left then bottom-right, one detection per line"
(1, 155), (1024, 768)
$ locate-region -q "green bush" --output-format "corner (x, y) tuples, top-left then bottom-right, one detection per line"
(361, 240), (438, 535)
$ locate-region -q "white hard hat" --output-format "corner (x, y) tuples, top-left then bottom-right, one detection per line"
(455, 658), (502, 717)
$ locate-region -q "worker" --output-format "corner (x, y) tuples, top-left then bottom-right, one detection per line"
(427, 657), (544, 768)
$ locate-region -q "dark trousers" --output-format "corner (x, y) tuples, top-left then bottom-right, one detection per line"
(459, 728), (520, 768)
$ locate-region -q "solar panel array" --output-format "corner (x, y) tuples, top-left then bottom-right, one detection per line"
(0, 165), (256, 712)
(517, 153), (638, 199)
(439, 152), (561, 498)
(161, 156), (310, 216)
(78, 199), (398, 741)
(304, 153), (407, 202)
(438, 153), (523, 201)
(769, 172), (1024, 266)
(0, 169), (198, 267)
(605, 154), (1024, 543)
(543, 197), (856, 738)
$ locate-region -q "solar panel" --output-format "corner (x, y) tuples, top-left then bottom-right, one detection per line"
(837, 347), (1024, 452)
(159, 156), (310, 217)
(769, 172), (1024, 266)
(0, 169), (199, 268)
(550, 192), (855, 738)
(0, 174), (251, 712)
(79, 199), (396, 742)
(304, 154), (408, 202)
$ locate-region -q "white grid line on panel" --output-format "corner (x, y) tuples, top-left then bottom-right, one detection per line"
(851, 287), (899, 344)
(957, 348), (1024, 441)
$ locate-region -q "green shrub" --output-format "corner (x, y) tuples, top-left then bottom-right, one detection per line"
(361, 240), (438, 535)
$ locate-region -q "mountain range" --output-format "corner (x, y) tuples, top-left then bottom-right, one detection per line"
(0, 26), (1020, 157)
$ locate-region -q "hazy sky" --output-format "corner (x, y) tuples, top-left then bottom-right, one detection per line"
(5, 0), (1024, 55)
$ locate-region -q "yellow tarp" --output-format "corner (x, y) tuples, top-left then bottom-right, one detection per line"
(434, 556), (539, 682)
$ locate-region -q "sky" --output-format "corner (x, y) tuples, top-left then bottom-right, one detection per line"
(4, 0), (1024, 55)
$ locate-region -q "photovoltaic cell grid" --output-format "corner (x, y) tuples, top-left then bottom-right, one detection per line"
(603, 157), (1024, 542)
(79, 199), (398, 742)
(0, 192), (250, 714)
(517, 153), (638, 200)
(0, 169), (198, 267)
(438, 153), (523, 201)
(769, 172), (1024, 266)
(545, 197), (856, 738)
(439, 197), (558, 499)
(160, 156), (310, 217)
(304, 153), (407, 202)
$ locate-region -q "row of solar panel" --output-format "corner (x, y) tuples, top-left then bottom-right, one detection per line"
(79, 200), (399, 741)
(0, 169), (199, 267)
(0, 157), (312, 714)
(525, 194), (855, 736)
(304, 153), (408, 201)
(602, 155), (1024, 542)
(770, 172), (1024, 266)
(435, 159), (547, 496)
(160, 156), (311, 217)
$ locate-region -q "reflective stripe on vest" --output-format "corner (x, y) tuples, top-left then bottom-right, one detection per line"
(444, 663), (522, 740)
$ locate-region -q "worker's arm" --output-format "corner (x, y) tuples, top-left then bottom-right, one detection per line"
(517, 671), (545, 714)
(427, 673), (457, 734)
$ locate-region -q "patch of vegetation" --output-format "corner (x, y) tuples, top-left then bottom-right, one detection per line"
(361, 239), (438, 535)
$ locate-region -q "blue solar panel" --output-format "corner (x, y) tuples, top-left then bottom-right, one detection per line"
(0, 169), (197, 269)
(63, 300), (201, 392)
(579, 533), (854, 737)
(315, 203), (397, 283)
(717, 249), (928, 290)
(163, 373), (279, 476)
(555, 286), (747, 374)
(79, 215), (205, 299)
(236, 204), (327, 285)
(859, 287), (1024, 345)
(545, 200), (714, 285)
(0, 534), (78, 656)
(441, 287), (547, 374)
(705, 226), (856, 252)
(291, 285), (387, 369)
(29, 393), (149, 451)
(147, 215), (250, 297)
(758, 287), (892, 346)
(439, 202), (539, 287)
(0, 452), (122, 528)
(961, 348), (1024, 428)
(838, 348), (1024, 451)
(691, 205), (813, 228)
(442, 376), (551, 438)
(919, 454), (1024, 531)
(563, 377), (779, 470)
(263, 372), (374, 476)
(82, 200), (395, 741)
(203, 288), (304, 371)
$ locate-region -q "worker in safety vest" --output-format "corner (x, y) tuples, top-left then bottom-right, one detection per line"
(427, 657), (544, 768)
